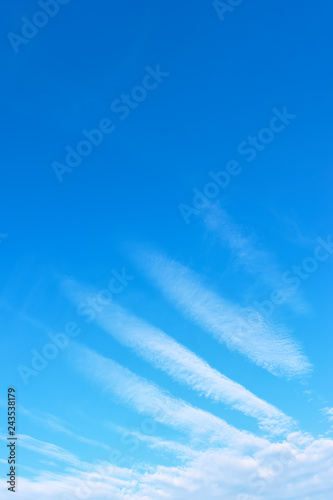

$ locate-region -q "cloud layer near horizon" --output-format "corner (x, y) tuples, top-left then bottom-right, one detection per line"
(4, 433), (333, 500)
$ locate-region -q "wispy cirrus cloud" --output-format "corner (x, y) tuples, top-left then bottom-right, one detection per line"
(202, 205), (306, 312)
(0, 433), (81, 468)
(110, 423), (199, 460)
(133, 249), (311, 378)
(0, 432), (133, 489)
(64, 280), (294, 435)
(322, 407), (333, 425)
(70, 343), (267, 451)
(18, 406), (111, 451)
(202, 205), (282, 279)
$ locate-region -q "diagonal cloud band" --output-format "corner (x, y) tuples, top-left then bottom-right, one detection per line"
(133, 249), (311, 378)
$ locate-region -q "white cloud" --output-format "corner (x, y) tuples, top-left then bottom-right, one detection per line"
(322, 407), (333, 423)
(19, 406), (111, 451)
(202, 205), (307, 312)
(203, 207), (289, 284)
(0, 433), (81, 468)
(70, 343), (267, 451)
(4, 435), (333, 500)
(110, 423), (199, 460)
(72, 294), (294, 435)
(134, 249), (311, 378)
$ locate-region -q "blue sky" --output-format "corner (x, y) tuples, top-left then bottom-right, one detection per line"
(1, 0), (333, 498)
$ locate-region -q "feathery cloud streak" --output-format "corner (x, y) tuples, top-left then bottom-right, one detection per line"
(71, 343), (267, 450)
(67, 287), (294, 435)
(135, 249), (311, 378)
